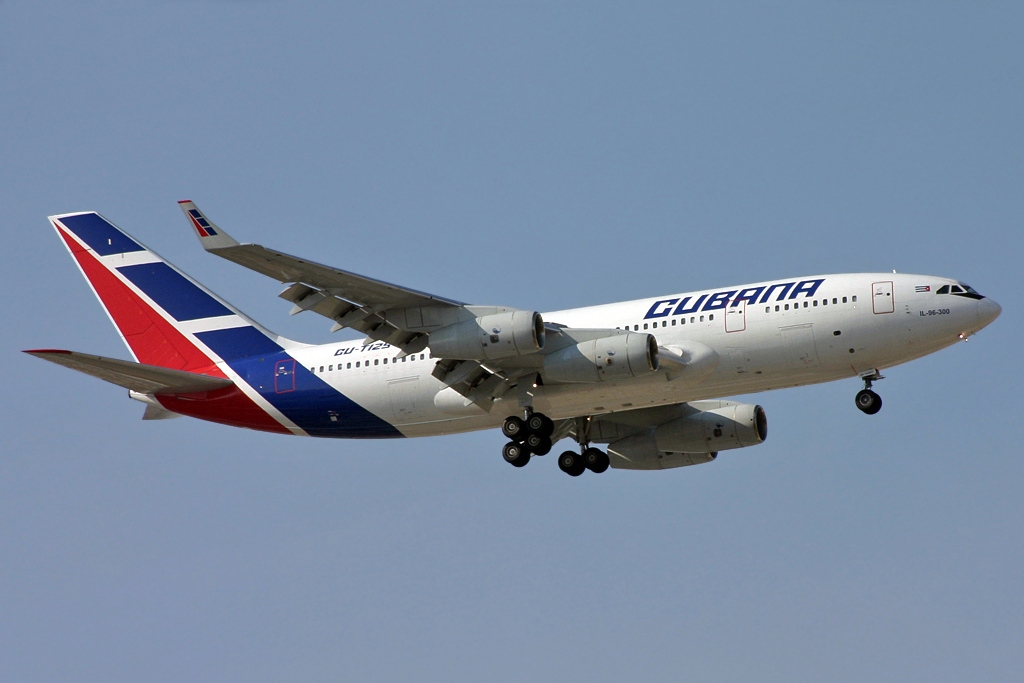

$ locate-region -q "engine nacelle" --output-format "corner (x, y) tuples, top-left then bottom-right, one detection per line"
(607, 401), (768, 470)
(654, 401), (767, 453)
(428, 311), (545, 360)
(608, 433), (718, 471)
(542, 333), (659, 384)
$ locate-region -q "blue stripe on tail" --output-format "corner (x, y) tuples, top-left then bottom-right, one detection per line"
(118, 263), (232, 321)
(57, 213), (145, 256)
(195, 327), (282, 360)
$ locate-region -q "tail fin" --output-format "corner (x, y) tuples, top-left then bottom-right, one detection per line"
(49, 211), (295, 372)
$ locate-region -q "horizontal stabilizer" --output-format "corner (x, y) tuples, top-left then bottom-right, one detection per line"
(24, 349), (235, 395)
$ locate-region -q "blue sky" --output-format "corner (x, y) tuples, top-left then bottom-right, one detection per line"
(2, 2), (1021, 681)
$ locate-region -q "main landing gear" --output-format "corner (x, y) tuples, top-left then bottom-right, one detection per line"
(556, 415), (610, 477)
(501, 411), (554, 468)
(557, 447), (609, 477)
(501, 411), (611, 476)
(855, 371), (884, 415)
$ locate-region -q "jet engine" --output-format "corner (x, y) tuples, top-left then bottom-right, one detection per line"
(542, 333), (659, 384)
(605, 401), (768, 470)
(655, 401), (767, 453)
(428, 310), (545, 360)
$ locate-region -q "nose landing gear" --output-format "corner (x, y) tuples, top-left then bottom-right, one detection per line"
(855, 371), (884, 415)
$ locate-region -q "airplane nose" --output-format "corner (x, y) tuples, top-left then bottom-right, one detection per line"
(976, 298), (1002, 329)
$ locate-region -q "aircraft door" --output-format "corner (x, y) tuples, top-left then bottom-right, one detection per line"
(872, 281), (895, 314)
(274, 359), (296, 393)
(725, 300), (746, 332)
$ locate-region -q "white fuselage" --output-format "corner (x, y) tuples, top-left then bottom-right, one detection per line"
(288, 273), (998, 437)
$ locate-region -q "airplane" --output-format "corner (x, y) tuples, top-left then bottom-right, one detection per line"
(26, 203), (1001, 476)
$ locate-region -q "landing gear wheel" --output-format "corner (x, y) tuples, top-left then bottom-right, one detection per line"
(583, 447), (610, 473)
(502, 416), (526, 440)
(855, 389), (882, 415)
(558, 450), (586, 477)
(526, 413), (554, 438)
(526, 435), (552, 456)
(502, 441), (531, 467)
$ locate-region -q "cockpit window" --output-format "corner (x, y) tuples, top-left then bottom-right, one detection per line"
(945, 282), (985, 300)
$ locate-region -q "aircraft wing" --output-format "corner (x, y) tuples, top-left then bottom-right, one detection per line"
(179, 201), (468, 353)
(178, 202), (670, 413)
(25, 349), (235, 395)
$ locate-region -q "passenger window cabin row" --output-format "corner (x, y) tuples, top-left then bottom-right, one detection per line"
(618, 314), (714, 331)
(312, 352), (427, 374)
(764, 295), (855, 313)
(615, 294), (858, 333)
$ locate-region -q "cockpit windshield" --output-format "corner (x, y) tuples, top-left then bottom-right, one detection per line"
(937, 282), (984, 299)
(959, 283), (981, 295)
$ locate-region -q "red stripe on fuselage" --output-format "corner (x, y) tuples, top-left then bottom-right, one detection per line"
(155, 386), (293, 434)
(55, 224), (292, 435)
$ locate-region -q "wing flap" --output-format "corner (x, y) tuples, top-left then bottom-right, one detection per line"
(25, 349), (235, 395)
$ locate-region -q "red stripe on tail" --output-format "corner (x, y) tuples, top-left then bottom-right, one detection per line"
(55, 225), (291, 435)
(57, 225), (223, 373)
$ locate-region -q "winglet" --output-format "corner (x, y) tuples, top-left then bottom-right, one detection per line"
(178, 200), (239, 250)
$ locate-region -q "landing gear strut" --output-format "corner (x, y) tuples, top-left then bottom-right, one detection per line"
(501, 409), (555, 467)
(855, 371), (884, 415)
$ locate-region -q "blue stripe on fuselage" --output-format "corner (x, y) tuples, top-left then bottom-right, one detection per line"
(196, 327), (402, 438)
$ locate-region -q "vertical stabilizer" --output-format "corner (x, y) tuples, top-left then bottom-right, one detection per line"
(49, 211), (296, 372)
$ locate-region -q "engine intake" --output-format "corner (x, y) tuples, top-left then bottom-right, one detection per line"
(429, 311), (545, 360)
(542, 333), (658, 384)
